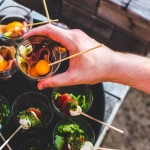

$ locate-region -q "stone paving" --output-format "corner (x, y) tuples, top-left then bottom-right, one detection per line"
(101, 88), (150, 150)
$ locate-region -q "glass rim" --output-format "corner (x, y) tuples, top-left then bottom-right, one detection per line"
(16, 35), (62, 81)
(11, 91), (54, 132)
(51, 84), (93, 117)
(0, 5), (31, 14)
(53, 117), (95, 148)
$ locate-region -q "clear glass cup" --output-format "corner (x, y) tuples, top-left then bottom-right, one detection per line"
(53, 117), (95, 150)
(18, 138), (56, 150)
(0, 37), (18, 81)
(0, 95), (11, 130)
(0, 6), (33, 42)
(52, 21), (70, 59)
(16, 35), (62, 81)
(51, 84), (93, 118)
(11, 92), (54, 135)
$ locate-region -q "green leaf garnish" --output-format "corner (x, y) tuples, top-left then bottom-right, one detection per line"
(0, 102), (10, 129)
(55, 135), (64, 150)
(4, 31), (12, 36)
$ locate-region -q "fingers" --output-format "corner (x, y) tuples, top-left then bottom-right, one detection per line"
(37, 72), (77, 90)
(24, 24), (71, 48)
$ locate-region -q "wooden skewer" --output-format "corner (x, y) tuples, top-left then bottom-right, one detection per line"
(80, 112), (123, 134)
(25, 19), (59, 27)
(92, 147), (118, 150)
(2, 19), (59, 35)
(0, 133), (12, 150)
(0, 19), (58, 28)
(42, 0), (50, 21)
(48, 44), (103, 66)
(0, 125), (22, 150)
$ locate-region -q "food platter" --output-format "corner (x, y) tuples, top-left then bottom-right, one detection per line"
(0, 19), (105, 150)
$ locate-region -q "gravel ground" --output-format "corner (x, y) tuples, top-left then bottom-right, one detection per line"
(101, 88), (150, 150)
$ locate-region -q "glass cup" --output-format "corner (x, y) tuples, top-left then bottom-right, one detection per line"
(51, 84), (93, 118)
(18, 138), (56, 150)
(52, 21), (70, 59)
(0, 95), (11, 130)
(15, 35), (62, 81)
(0, 37), (18, 81)
(53, 117), (95, 150)
(11, 92), (54, 134)
(0, 6), (33, 42)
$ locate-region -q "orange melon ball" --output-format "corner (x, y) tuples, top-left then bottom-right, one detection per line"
(0, 60), (8, 71)
(35, 60), (50, 76)
(0, 60), (4, 71)
(3, 60), (8, 69)
(6, 21), (23, 32)
(29, 65), (40, 77)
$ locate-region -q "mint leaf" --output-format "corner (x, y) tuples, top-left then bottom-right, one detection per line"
(55, 135), (64, 150)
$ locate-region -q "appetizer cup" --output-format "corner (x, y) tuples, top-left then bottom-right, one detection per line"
(0, 95), (11, 130)
(0, 6), (33, 42)
(18, 138), (56, 150)
(53, 117), (95, 150)
(11, 92), (54, 134)
(16, 35), (61, 81)
(0, 37), (18, 81)
(52, 21), (70, 59)
(51, 84), (93, 118)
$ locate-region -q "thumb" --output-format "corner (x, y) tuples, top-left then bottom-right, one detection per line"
(37, 71), (74, 90)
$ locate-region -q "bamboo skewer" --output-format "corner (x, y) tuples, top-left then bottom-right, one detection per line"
(0, 125), (22, 150)
(80, 112), (123, 134)
(42, 0), (50, 21)
(1, 19), (59, 34)
(48, 44), (103, 66)
(25, 19), (59, 27)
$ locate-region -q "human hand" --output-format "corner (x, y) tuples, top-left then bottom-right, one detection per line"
(24, 24), (115, 90)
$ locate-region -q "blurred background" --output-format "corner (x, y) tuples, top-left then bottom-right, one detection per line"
(11, 0), (150, 149)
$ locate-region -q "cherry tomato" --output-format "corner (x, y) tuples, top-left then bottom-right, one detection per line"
(62, 99), (71, 115)
(28, 107), (42, 120)
(57, 93), (72, 107)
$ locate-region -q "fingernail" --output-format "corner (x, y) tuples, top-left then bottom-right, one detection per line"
(38, 84), (44, 90)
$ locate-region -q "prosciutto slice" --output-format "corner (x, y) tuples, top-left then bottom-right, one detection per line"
(0, 45), (16, 71)
(3, 59), (16, 71)
(20, 46), (51, 75)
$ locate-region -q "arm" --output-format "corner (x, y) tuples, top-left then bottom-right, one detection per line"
(110, 52), (150, 94)
(24, 24), (150, 94)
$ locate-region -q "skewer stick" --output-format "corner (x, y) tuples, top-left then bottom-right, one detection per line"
(0, 125), (22, 150)
(1, 19), (59, 28)
(25, 19), (59, 27)
(80, 112), (124, 134)
(93, 147), (118, 150)
(42, 0), (50, 21)
(48, 44), (103, 66)
(3, 19), (59, 34)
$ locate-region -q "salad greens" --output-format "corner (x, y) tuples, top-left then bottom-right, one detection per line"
(70, 94), (86, 109)
(54, 92), (86, 111)
(54, 123), (86, 150)
(17, 45), (33, 64)
(0, 103), (10, 129)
